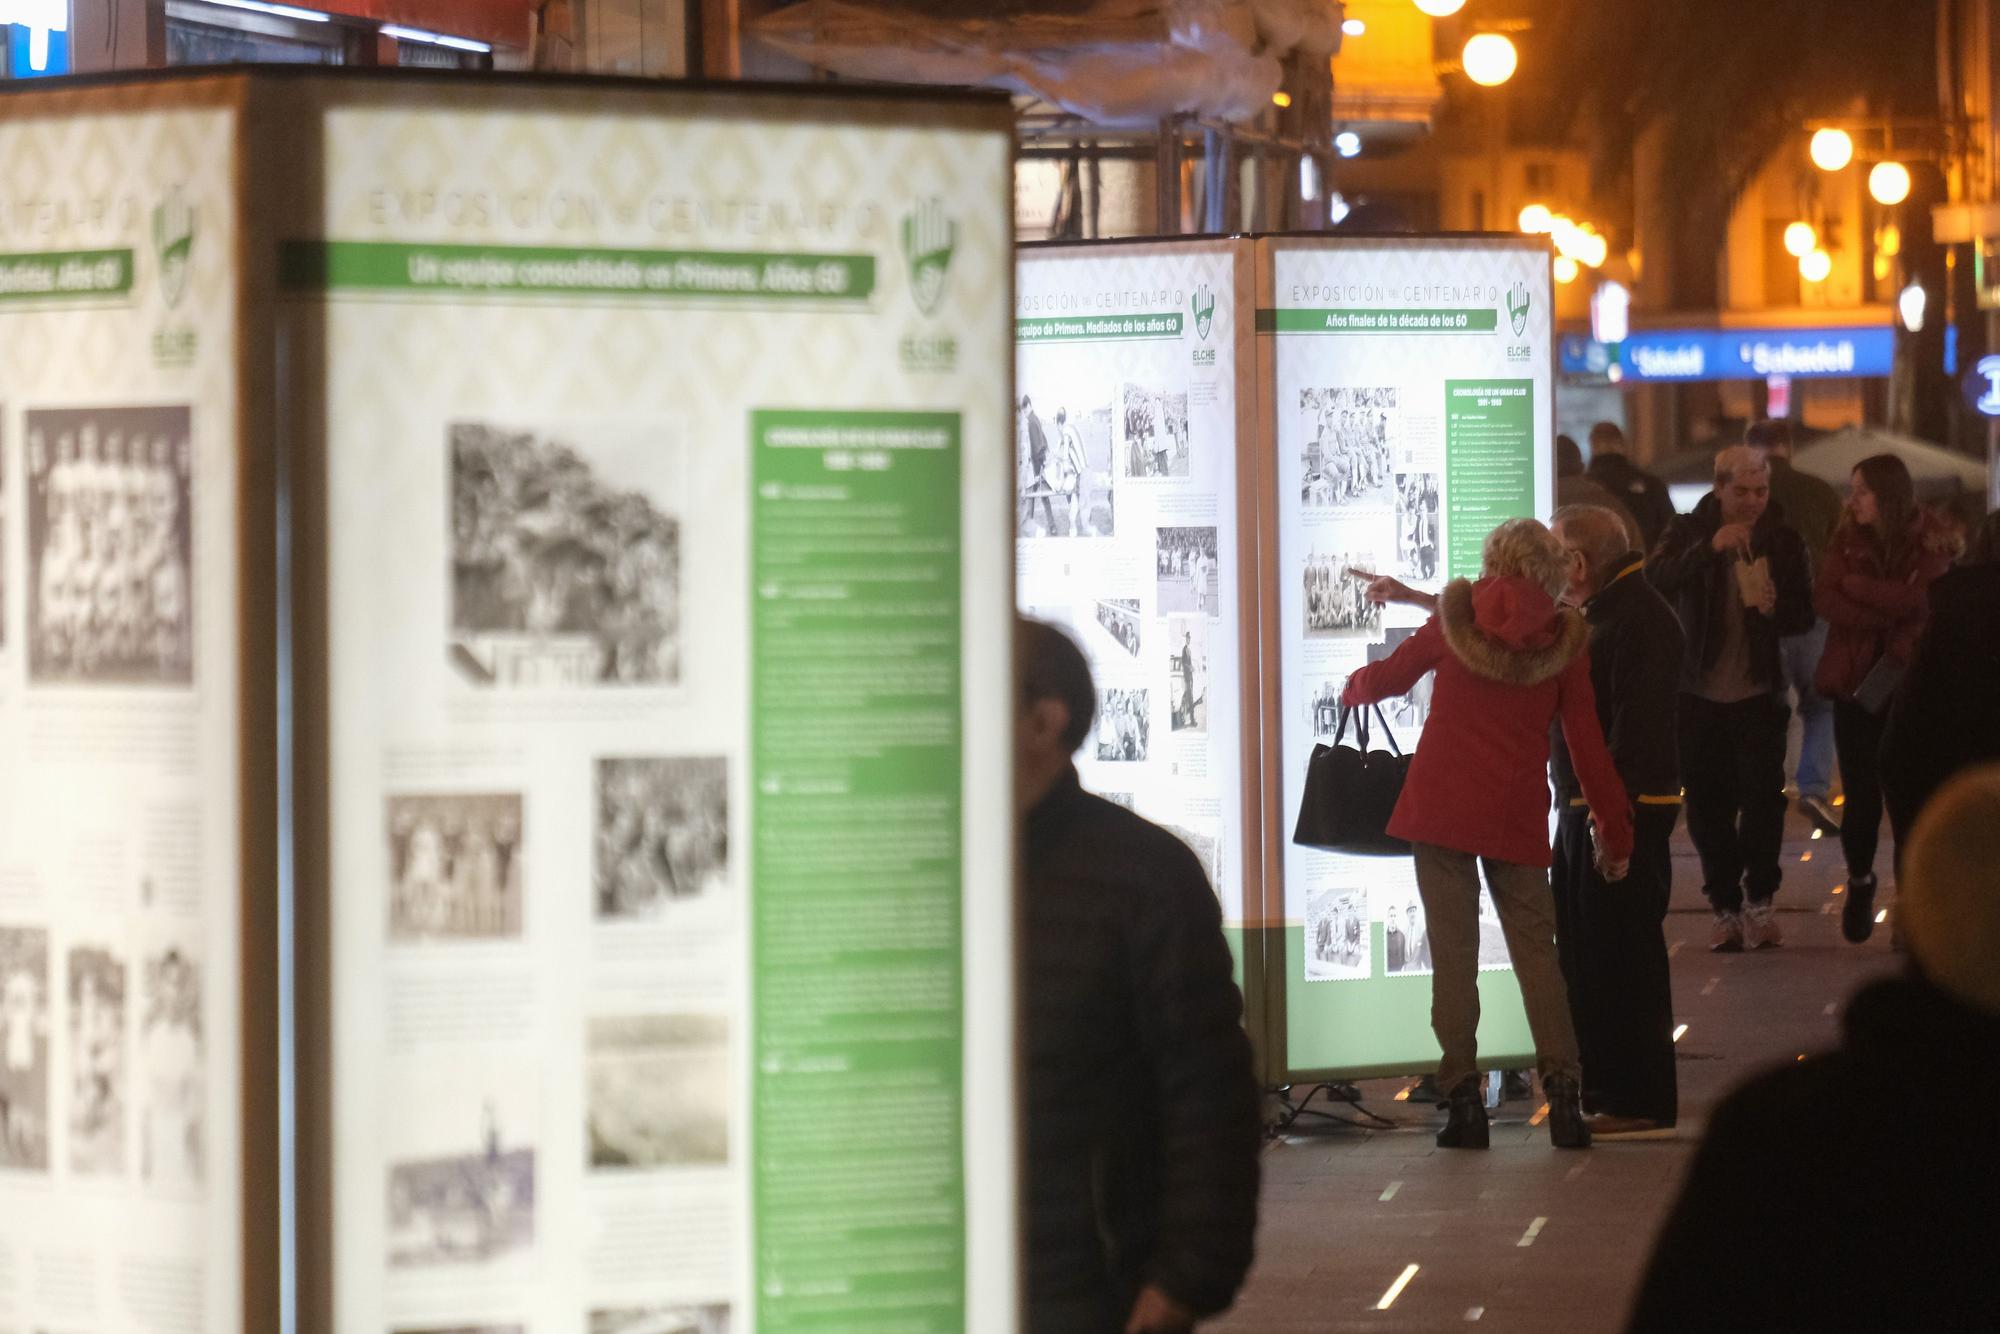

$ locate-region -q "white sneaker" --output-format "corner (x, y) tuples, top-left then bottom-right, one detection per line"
(1742, 900), (1784, 950)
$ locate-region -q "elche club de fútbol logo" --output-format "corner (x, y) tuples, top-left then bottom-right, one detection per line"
(900, 199), (956, 317)
(154, 188), (196, 311)
(1191, 283), (1216, 340)
(1505, 280), (1531, 337)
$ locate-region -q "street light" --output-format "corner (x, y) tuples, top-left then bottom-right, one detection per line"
(1518, 203), (1553, 233)
(1413, 0), (1468, 14)
(1810, 128), (1854, 172)
(1461, 33), (1518, 86)
(1342, 17), (1366, 36)
(1553, 255), (1580, 284)
(1800, 248), (1833, 283)
(1869, 161), (1912, 206)
(1335, 131), (1362, 158)
(1783, 221), (1817, 257)
(1898, 282), (1927, 332)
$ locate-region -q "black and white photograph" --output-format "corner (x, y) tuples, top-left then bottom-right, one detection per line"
(1366, 628), (1435, 740)
(1092, 597), (1142, 659)
(1477, 888), (1516, 971)
(387, 793), (524, 942)
(140, 946), (203, 1188)
(590, 1305), (731, 1334)
(1383, 893), (1433, 977)
(1164, 822), (1224, 895)
(1098, 792), (1137, 810)
(1304, 886), (1371, 981)
(595, 757), (729, 921)
(1093, 688), (1150, 763)
(0, 926), (50, 1171)
(1165, 615), (1210, 734)
(1394, 472), (1442, 581)
(68, 944), (127, 1175)
(586, 1013), (729, 1170)
(1156, 526), (1218, 617)
(1303, 550), (1383, 637)
(388, 1095), (536, 1269)
(450, 421), (681, 688)
(1305, 675), (1348, 740)
(1299, 388), (1396, 508)
(1017, 394), (1115, 538)
(24, 406), (194, 685)
(1120, 382), (1192, 479)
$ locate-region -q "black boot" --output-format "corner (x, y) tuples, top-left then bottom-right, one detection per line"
(1436, 1078), (1489, 1149)
(1843, 872), (1878, 944)
(1546, 1074), (1591, 1149)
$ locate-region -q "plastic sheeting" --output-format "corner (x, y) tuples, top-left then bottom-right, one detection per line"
(748, 0), (1336, 127)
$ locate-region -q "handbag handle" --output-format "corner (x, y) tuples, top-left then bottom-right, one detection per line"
(1334, 702), (1403, 756)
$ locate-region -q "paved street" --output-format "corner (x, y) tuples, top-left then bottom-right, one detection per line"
(1218, 804), (1899, 1333)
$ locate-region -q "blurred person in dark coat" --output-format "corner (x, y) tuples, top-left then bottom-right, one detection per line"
(1879, 510), (2000, 865)
(1585, 421), (1676, 552)
(1555, 435), (1642, 551)
(1018, 618), (1260, 1333)
(1549, 505), (1686, 1139)
(1626, 763), (2000, 1334)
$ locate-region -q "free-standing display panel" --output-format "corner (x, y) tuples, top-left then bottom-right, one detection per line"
(264, 73), (1020, 1334)
(1012, 238), (1264, 1018)
(0, 74), (279, 1334)
(1254, 234), (1556, 1082)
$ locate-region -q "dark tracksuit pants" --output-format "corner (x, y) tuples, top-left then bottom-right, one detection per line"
(1833, 698), (1896, 881)
(1553, 803), (1680, 1124)
(1678, 692), (1790, 910)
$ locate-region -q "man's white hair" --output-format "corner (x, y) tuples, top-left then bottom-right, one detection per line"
(1713, 443), (1770, 488)
(1481, 517), (1568, 598)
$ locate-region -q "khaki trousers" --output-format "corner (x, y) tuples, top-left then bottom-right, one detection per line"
(1412, 841), (1582, 1093)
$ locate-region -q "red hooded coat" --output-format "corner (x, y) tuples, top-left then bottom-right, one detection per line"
(1342, 576), (1633, 868)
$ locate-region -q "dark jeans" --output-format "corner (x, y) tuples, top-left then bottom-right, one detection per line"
(1553, 804), (1680, 1124)
(1834, 697), (1894, 881)
(1680, 692), (1790, 911)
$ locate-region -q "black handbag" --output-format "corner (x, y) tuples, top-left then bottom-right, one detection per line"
(1292, 703), (1412, 856)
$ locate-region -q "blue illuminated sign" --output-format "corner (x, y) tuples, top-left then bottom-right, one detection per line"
(7, 20), (71, 78)
(1611, 326), (1895, 382)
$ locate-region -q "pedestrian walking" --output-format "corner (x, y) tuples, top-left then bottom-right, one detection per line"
(1625, 763), (2000, 1334)
(1548, 505), (1685, 1140)
(1647, 446), (1814, 952)
(1343, 519), (1632, 1152)
(1880, 510), (2000, 850)
(1555, 434), (1642, 550)
(1017, 619), (1260, 1333)
(1813, 454), (1956, 942)
(1584, 422), (1676, 552)
(1745, 419), (1844, 835)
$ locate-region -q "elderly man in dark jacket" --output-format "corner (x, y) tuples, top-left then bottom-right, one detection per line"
(1549, 505), (1686, 1139)
(1018, 618), (1260, 1333)
(1647, 446), (1814, 952)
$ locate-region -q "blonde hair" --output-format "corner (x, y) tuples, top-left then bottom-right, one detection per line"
(1481, 518), (1567, 598)
(1900, 763), (2000, 1017)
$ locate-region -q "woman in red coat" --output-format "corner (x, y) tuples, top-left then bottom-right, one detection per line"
(1345, 519), (1632, 1151)
(1813, 454), (1957, 942)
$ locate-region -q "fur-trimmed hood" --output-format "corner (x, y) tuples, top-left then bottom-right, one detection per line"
(1826, 503), (1964, 572)
(1438, 576), (1588, 686)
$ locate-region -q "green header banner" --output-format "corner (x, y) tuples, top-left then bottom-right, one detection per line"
(1256, 307), (1499, 334)
(1016, 311), (1183, 342)
(278, 240), (876, 301)
(0, 249), (134, 302)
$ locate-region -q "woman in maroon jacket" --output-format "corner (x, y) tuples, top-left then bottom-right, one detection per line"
(1814, 454), (1956, 942)
(1345, 519), (1632, 1151)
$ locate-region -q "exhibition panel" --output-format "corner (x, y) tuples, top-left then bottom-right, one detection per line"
(266, 75), (1019, 1334)
(1013, 239), (1262, 985)
(1258, 235), (1556, 1081)
(0, 76), (264, 1334)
